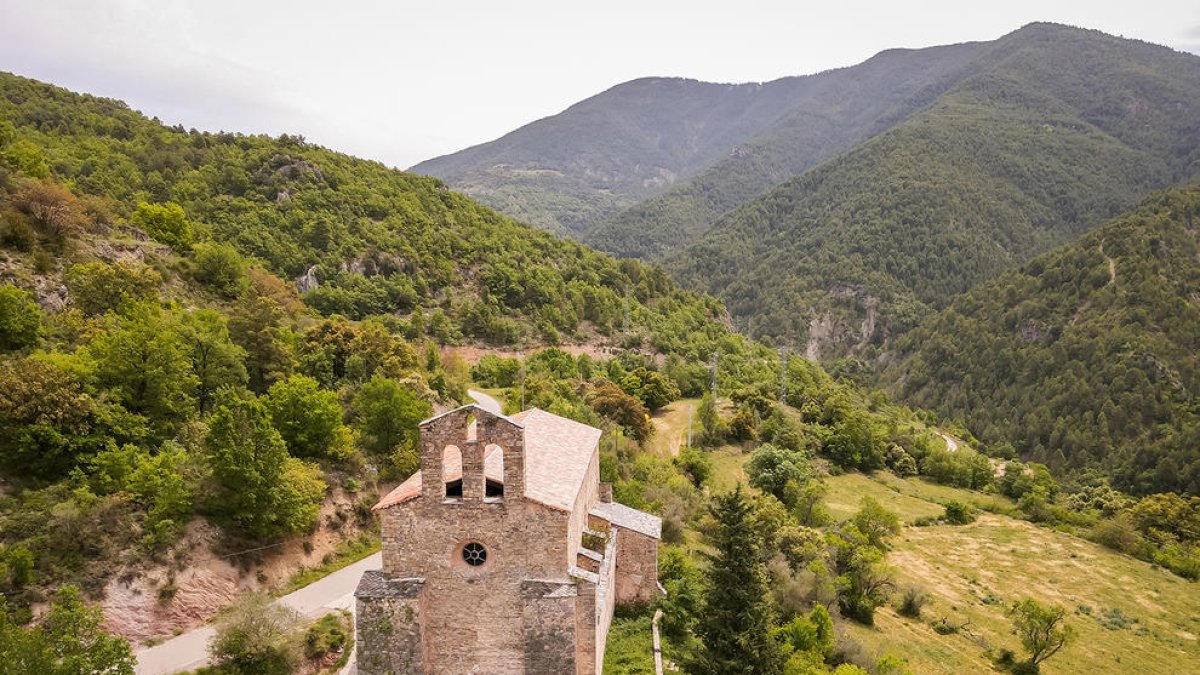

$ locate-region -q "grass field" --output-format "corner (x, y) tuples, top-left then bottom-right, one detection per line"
(824, 476), (1200, 674)
(645, 399), (699, 458)
(824, 472), (1015, 523)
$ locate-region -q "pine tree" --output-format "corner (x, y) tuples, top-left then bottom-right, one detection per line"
(691, 485), (784, 675)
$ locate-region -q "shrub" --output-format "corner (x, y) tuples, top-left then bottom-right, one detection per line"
(943, 501), (976, 525)
(303, 613), (348, 660)
(209, 593), (300, 674)
(132, 201), (193, 251)
(66, 261), (160, 315)
(897, 585), (930, 619)
(0, 284), (41, 352)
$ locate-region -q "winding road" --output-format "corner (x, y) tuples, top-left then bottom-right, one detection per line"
(134, 390), (500, 674)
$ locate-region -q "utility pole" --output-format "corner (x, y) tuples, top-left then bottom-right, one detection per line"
(710, 353), (719, 393)
(623, 287), (630, 333)
(519, 363), (526, 411)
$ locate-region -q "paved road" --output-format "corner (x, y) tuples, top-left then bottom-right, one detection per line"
(468, 388), (503, 414)
(134, 552), (382, 675)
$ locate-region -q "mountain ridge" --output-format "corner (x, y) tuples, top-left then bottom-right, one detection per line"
(662, 22), (1200, 357)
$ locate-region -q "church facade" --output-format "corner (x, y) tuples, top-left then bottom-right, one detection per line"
(355, 404), (662, 674)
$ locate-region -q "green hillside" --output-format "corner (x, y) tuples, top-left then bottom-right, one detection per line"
(666, 23), (1200, 358)
(881, 183), (1200, 495)
(0, 71), (731, 354)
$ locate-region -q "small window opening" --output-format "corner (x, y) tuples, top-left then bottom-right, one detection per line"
(462, 542), (487, 566)
(466, 414), (477, 442)
(442, 445), (461, 498)
(485, 479), (504, 498)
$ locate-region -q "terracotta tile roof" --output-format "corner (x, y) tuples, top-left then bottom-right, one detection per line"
(512, 408), (602, 511)
(374, 407), (601, 512)
(590, 501), (663, 539)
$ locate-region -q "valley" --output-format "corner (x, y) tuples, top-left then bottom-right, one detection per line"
(0, 15), (1198, 675)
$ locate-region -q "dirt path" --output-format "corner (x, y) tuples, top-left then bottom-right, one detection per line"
(646, 399), (697, 457)
(1101, 239), (1116, 285)
(938, 432), (959, 453)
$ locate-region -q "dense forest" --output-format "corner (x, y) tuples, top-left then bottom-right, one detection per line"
(0, 70), (738, 357)
(666, 23), (1200, 357)
(414, 23), (1200, 360)
(881, 183), (1200, 496)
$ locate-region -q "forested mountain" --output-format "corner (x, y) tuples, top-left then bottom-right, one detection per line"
(583, 41), (989, 258)
(0, 71), (731, 353)
(666, 23), (1200, 357)
(411, 40), (994, 239)
(410, 76), (821, 235)
(880, 183), (1200, 496)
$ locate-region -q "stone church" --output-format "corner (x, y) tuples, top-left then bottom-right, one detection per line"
(355, 404), (662, 674)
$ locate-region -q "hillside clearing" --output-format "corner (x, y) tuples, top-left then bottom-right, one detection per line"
(837, 506), (1200, 673)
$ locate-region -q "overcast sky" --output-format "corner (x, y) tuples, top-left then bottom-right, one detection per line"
(2, 1), (1198, 169)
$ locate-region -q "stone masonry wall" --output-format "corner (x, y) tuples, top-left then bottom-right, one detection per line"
(378, 407), (577, 674)
(522, 580), (579, 675)
(614, 528), (660, 605)
(355, 572), (426, 675)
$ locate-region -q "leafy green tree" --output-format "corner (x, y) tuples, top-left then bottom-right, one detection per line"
(470, 354), (522, 388)
(588, 380), (652, 441)
(344, 319), (418, 382)
(190, 242), (248, 298)
(204, 388), (325, 540)
(620, 367), (680, 411)
(658, 546), (704, 643)
(777, 603), (835, 661)
(696, 392), (726, 446)
(89, 442), (196, 547)
(674, 445), (713, 487)
(89, 305), (198, 429)
(852, 497), (901, 550)
(832, 534), (893, 625)
(3, 139), (50, 178)
(692, 485), (785, 675)
(747, 443), (811, 504)
(0, 357), (119, 477)
(65, 262), (160, 316)
(791, 480), (831, 527)
(209, 592), (299, 675)
(0, 284), (41, 352)
(264, 375), (352, 460)
(352, 376), (431, 473)
(176, 309), (248, 413)
(132, 201), (193, 251)
(0, 586), (134, 674)
(824, 413), (884, 471)
(1008, 598), (1073, 671)
(228, 292), (293, 393)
